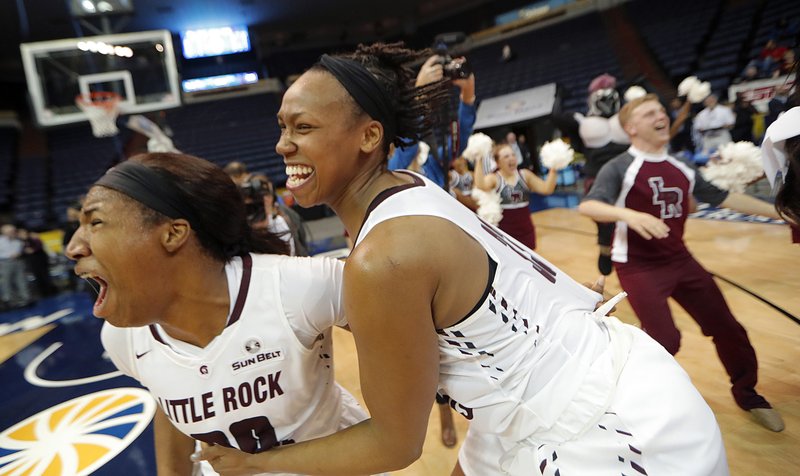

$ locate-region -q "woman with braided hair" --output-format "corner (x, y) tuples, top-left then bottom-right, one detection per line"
(201, 42), (728, 475)
(65, 152), (372, 475)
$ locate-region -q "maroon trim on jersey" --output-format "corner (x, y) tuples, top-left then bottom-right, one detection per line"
(353, 171), (424, 244)
(146, 255), (252, 348)
(149, 324), (167, 345)
(439, 254), (498, 330)
(226, 254), (253, 327)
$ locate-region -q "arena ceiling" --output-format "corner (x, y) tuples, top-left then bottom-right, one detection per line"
(0, 0), (498, 82)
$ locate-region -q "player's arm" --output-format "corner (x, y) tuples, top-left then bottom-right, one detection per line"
(154, 410), (196, 475)
(523, 168), (557, 195)
(200, 224), (441, 475)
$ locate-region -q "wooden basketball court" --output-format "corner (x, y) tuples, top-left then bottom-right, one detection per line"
(330, 208), (800, 475)
(1, 209), (797, 475)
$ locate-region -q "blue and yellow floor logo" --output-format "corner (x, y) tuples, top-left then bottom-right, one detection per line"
(0, 388), (155, 475)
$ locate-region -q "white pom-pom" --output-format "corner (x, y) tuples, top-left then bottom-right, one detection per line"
(416, 141), (430, 166)
(688, 81), (711, 104)
(701, 141), (765, 192)
(539, 138), (574, 170)
(678, 76), (700, 97)
(624, 85), (647, 102)
(462, 132), (494, 164)
(471, 188), (503, 225)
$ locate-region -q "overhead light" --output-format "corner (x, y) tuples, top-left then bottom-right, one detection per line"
(155, 43), (164, 52)
(81, 0), (96, 13)
(69, 0), (136, 17)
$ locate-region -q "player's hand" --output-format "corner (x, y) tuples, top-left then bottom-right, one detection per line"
(583, 275), (618, 313)
(416, 55), (444, 87)
(195, 444), (268, 476)
(624, 210), (669, 240)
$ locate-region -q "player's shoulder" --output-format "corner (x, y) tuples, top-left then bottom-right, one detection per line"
(250, 253), (343, 283)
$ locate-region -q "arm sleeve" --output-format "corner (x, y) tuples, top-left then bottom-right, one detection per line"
(100, 322), (140, 380)
(279, 256), (346, 348)
(388, 143), (418, 171)
(582, 158), (626, 204)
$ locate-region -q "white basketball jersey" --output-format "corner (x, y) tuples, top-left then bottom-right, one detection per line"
(354, 172), (613, 443)
(102, 254), (366, 472)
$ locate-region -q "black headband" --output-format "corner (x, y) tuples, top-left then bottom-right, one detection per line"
(94, 160), (201, 228)
(318, 54), (397, 141)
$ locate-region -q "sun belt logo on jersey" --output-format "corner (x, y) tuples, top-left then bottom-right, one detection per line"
(0, 388), (155, 475)
(648, 176), (683, 219)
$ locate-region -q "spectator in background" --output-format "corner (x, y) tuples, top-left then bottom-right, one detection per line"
(388, 54), (476, 190)
(732, 93), (758, 143)
(222, 160), (251, 185)
(19, 228), (56, 298)
(238, 173), (309, 256)
(0, 224), (31, 309)
(669, 96), (694, 155)
(770, 16), (800, 47)
(756, 39), (788, 77)
(518, 133), (537, 172)
(693, 94), (735, 154)
(448, 155), (477, 212)
(765, 84), (793, 130)
(505, 131), (526, 168)
(500, 43), (515, 62)
(62, 198), (87, 292)
(734, 63), (759, 84)
(774, 49), (796, 78)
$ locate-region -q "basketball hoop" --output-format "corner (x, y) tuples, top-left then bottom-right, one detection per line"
(75, 91), (122, 138)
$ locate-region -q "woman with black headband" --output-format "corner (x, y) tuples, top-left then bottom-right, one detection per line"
(201, 43), (727, 475)
(65, 152), (373, 476)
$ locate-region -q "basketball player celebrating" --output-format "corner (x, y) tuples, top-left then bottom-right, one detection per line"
(65, 153), (370, 475)
(473, 143), (558, 250)
(579, 94), (785, 432)
(200, 42), (728, 475)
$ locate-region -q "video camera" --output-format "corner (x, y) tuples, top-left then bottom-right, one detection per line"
(432, 32), (472, 80)
(239, 176), (273, 224)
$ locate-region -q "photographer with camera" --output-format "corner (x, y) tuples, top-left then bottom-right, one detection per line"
(240, 174), (310, 256)
(388, 52), (476, 189)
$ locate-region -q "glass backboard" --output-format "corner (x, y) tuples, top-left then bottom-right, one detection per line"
(20, 29), (180, 127)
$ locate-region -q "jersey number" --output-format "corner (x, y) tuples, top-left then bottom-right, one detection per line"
(191, 416), (278, 453)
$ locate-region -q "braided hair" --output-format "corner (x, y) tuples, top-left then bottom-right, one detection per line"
(311, 41), (452, 155)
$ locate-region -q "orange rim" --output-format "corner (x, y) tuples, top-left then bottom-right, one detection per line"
(75, 92), (122, 110)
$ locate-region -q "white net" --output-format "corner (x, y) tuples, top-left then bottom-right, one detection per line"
(76, 93), (121, 138)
